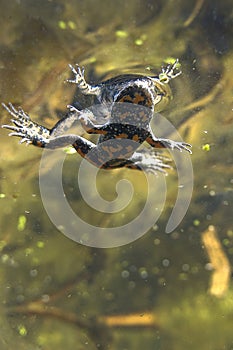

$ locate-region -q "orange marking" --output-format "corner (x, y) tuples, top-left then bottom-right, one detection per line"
(101, 145), (116, 158)
(118, 112), (130, 120)
(109, 145), (123, 153)
(115, 133), (128, 139)
(118, 91), (152, 107)
(126, 145), (134, 151)
(132, 92), (145, 104)
(132, 135), (139, 142)
(119, 93), (145, 104)
(97, 129), (108, 135)
(36, 141), (45, 147)
(139, 111), (149, 122)
(76, 148), (87, 158)
(118, 94), (133, 103)
(146, 136), (164, 148)
(87, 128), (107, 135)
(101, 145), (110, 152)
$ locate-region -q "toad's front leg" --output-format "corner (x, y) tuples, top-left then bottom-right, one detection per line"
(67, 105), (108, 135)
(67, 63), (101, 97)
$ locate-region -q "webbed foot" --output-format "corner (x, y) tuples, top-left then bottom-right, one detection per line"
(130, 150), (171, 175)
(67, 104), (95, 126)
(67, 64), (86, 85)
(67, 105), (105, 135)
(1, 103), (50, 146)
(67, 63), (101, 96)
(158, 138), (192, 153)
(159, 59), (182, 84)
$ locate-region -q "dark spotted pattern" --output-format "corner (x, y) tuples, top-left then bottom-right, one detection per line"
(2, 60), (191, 173)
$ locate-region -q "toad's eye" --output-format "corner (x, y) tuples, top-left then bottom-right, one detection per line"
(151, 58), (182, 112)
(153, 91), (165, 105)
(152, 79), (173, 112)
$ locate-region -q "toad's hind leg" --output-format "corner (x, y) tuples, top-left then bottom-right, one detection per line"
(126, 150), (171, 174)
(2, 103), (51, 146)
(1, 103), (97, 158)
(146, 130), (192, 153)
(100, 149), (171, 174)
(46, 134), (98, 160)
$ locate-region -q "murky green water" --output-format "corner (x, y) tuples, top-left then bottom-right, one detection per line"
(0, 0), (233, 349)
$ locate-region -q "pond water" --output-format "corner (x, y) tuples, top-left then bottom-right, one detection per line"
(0, 0), (233, 349)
